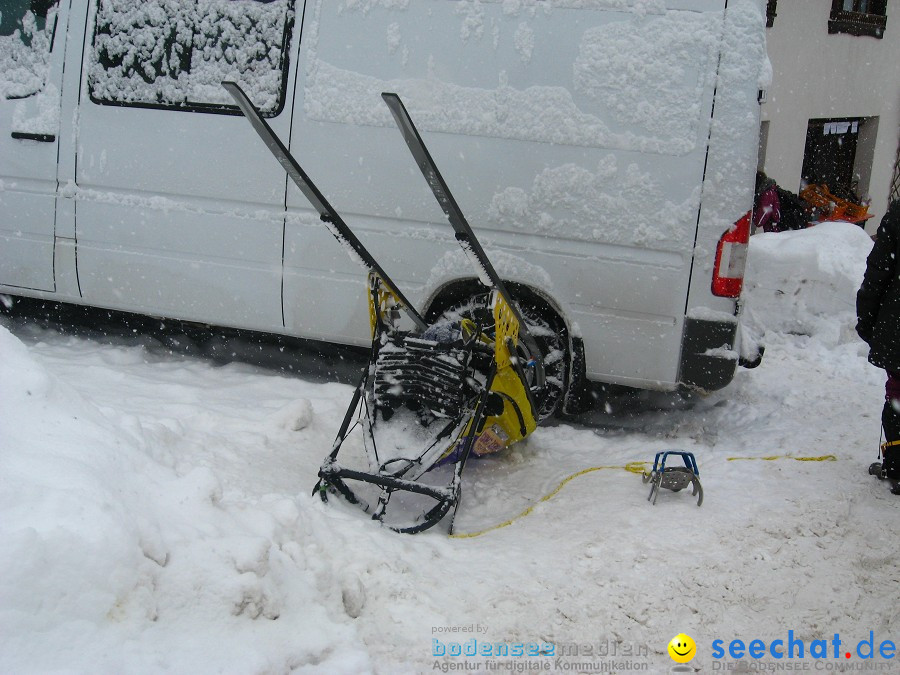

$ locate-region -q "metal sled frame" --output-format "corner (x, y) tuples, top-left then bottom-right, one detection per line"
(315, 276), (504, 533)
(224, 81), (543, 533)
(642, 451), (703, 506)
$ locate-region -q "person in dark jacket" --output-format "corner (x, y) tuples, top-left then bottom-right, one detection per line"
(857, 200), (900, 493)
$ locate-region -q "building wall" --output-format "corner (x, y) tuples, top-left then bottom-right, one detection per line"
(761, 0), (900, 230)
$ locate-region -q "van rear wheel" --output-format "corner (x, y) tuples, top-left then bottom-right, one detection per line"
(432, 294), (567, 422)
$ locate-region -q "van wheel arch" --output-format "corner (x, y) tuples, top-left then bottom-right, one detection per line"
(424, 279), (579, 420)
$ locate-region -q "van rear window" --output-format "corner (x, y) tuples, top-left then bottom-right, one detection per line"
(88, 0), (293, 116)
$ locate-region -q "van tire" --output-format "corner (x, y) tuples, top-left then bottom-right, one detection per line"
(430, 292), (568, 422)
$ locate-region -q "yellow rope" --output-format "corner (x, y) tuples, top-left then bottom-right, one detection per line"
(727, 454), (837, 462)
(449, 462), (646, 539)
(449, 455), (838, 539)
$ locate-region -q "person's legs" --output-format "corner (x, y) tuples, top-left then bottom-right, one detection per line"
(881, 370), (900, 484)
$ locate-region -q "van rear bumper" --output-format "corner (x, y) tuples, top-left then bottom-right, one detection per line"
(678, 317), (738, 392)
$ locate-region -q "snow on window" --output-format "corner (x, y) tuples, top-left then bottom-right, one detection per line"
(88, 0), (293, 115)
(0, 3), (57, 99)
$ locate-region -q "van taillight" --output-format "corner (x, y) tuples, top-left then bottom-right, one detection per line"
(712, 211), (751, 298)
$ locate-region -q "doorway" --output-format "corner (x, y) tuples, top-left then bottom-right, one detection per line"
(801, 117), (876, 203)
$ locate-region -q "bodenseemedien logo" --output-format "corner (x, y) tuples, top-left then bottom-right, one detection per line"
(668, 634), (696, 664)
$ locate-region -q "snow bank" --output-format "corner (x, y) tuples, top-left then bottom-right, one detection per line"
(0, 325), (369, 673)
(744, 222), (872, 344)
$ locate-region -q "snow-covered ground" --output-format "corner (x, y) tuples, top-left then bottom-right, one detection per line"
(1, 222), (898, 674)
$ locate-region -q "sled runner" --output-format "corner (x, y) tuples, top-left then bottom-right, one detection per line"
(223, 82), (548, 533)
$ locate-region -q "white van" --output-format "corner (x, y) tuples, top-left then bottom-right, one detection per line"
(0, 0), (768, 413)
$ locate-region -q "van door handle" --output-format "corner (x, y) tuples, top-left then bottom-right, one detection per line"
(11, 131), (56, 142)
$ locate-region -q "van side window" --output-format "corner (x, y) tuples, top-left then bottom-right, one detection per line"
(0, 0), (58, 99)
(88, 0), (294, 116)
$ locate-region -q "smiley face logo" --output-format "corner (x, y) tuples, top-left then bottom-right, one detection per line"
(668, 633), (696, 663)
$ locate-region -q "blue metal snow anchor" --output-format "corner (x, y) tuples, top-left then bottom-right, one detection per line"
(642, 450), (703, 506)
